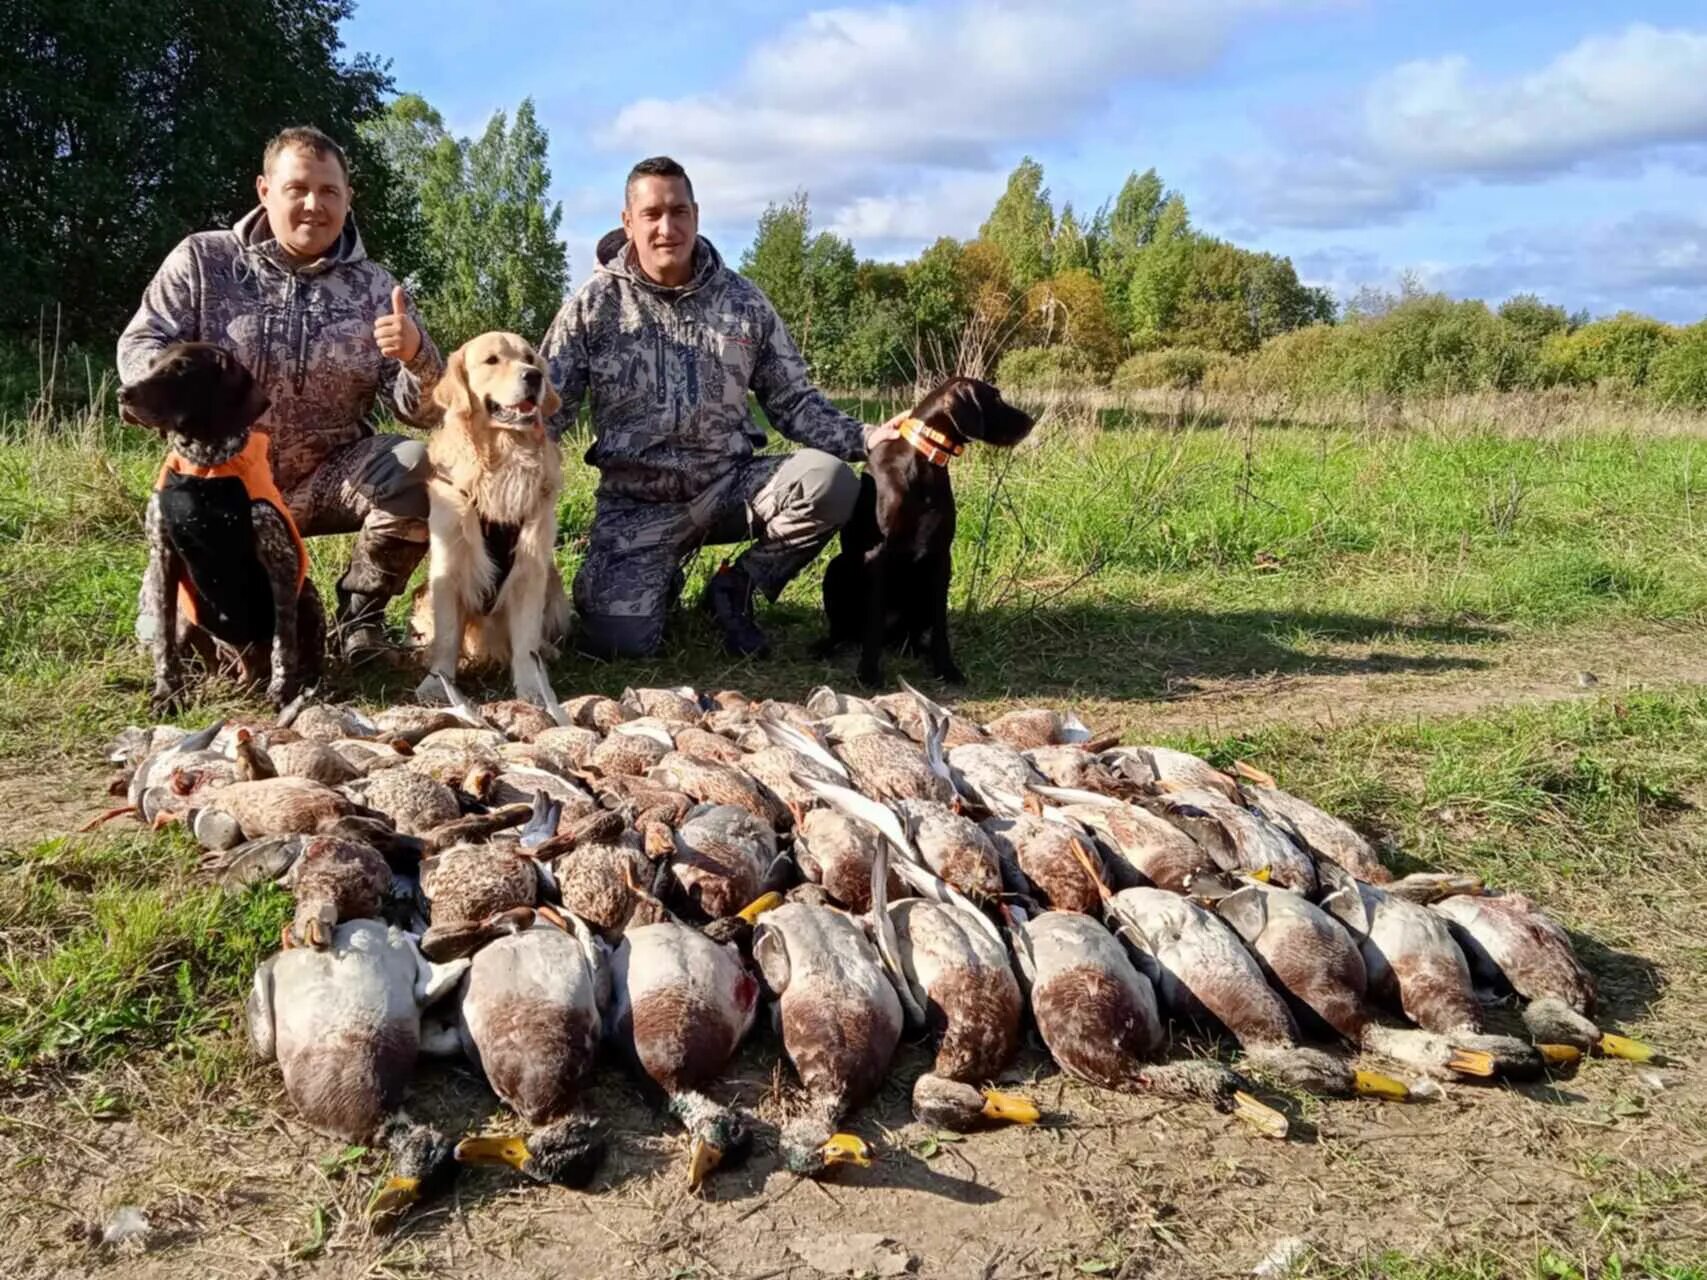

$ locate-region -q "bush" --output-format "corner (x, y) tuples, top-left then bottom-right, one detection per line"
(1646, 323), (1707, 408)
(994, 345), (1101, 390)
(1113, 346), (1227, 390)
(1539, 313), (1677, 391)
(1208, 323), (1355, 394)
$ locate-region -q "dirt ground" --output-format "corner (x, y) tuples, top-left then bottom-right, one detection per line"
(4, 620), (1706, 1279)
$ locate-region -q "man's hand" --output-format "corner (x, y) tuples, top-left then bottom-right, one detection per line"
(375, 285), (422, 363)
(865, 409), (907, 451)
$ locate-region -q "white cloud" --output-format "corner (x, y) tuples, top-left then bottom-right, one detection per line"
(1220, 23), (1707, 231)
(596, 0), (1338, 235)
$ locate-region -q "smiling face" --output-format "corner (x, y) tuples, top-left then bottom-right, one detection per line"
(622, 174), (699, 288)
(435, 332), (561, 429)
(256, 144), (350, 262)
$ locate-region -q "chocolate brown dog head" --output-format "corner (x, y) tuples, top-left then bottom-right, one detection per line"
(119, 343), (270, 453)
(914, 376), (1034, 448)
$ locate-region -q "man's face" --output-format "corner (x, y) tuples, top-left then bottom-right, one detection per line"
(256, 146), (350, 261)
(622, 175), (698, 284)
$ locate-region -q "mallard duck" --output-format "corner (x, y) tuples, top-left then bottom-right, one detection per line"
(1104, 746), (1237, 799)
(417, 726), (510, 754)
(556, 838), (669, 939)
(649, 751), (786, 829)
(794, 807), (896, 913)
(1142, 785), (1319, 895)
(284, 700), (384, 744)
(479, 763), (600, 815)
(892, 799), (1004, 901)
(480, 699), (562, 742)
(189, 777), (363, 849)
(269, 739), (362, 786)
(1316, 863), (1545, 1079)
(1230, 765), (1392, 884)
(418, 840), (551, 960)
(608, 920), (759, 1188)
(1106, 886), (1411, 1104)
(752, 901), (900, 1177)
(983, 812), (1107, 914)
(83, 718), (227, 832)
(285, 835), (394, 948)
(1037, 790), (1208, 893)
(621, 686), (704, 725)
(664, 803), (780, 921)
(1024, 746), (1133, 796)
(829, 720), (954, 806)
(447, 907), (609, 1189)
(1432, 892), (1655, 1062)
(804, 686), (894, 721)
(843, 791), (1038, 1132)
(984, 707), (1093, 751)
(873, 685), (988, 749)
(738, 744), (845, 826)
(531, 725), (603, 769)
(247, 919), (468, 1142)
(590, 722), (674, 777)
(673, 726), (747, 767)
(371, 706), (462, 746)
(562, 693), (631, 732)
(946, 739), (1047, 813)
(345, 769), (461, 836)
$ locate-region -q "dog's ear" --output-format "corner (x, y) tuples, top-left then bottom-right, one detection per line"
(222, 353), (270, 428)
(539, 368), (562, 421)
(433, 348), (475, 417)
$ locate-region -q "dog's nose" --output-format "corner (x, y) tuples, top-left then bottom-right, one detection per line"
(522, 367), (543, 393)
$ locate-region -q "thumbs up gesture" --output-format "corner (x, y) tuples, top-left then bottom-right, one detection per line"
(374, 285), (422, 363)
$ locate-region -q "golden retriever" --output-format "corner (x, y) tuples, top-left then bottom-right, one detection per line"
(411, 332), (570, 718)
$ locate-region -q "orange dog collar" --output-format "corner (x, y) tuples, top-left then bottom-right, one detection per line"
(896, 416), (964, 467)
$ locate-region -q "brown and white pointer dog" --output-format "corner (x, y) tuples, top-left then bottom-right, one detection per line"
(121, 343), (323, 713)
(816, 377), (1034, 687)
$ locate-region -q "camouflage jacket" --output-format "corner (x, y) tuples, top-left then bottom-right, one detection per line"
(541, 235), (868, 504)
(117, 206), (443, 496)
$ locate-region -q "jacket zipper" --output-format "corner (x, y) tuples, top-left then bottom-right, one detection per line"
(291, 277), (309, 396)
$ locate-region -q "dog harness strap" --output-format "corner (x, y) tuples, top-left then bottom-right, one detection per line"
(896, 417), (964, 467)
(157, 431), (310, 610)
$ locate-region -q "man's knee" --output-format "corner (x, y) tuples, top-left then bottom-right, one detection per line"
(364, 437), (432, 520)
(574, 611), (664, 659)
(780, 449), (860, 532)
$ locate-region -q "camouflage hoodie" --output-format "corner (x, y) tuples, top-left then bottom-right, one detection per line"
(541, 234), (868, 504)
(117, 206), (443, 496)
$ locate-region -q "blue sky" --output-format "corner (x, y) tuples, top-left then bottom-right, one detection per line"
(342, 1), (1707, 321)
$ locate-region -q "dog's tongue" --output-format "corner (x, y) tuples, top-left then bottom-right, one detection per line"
(516, 398), (537, 414)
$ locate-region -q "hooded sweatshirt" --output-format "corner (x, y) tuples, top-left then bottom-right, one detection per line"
(541, 234), (867, 505)
(117, 206), (443, 497)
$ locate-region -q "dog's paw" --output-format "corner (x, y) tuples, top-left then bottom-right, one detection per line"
(267, 677), (302, 710)
(936, 663), (968, 686)
(149, 683), (184, 718)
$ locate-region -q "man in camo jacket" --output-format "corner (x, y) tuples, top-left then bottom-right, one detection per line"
(541, 156), (901, 659)
(118, 125), (443, 665)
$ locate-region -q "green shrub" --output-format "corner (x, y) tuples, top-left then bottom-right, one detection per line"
(994, 344), (1101, 389)
(1205, 323), (1356, 394)
(1113, 346), (1227, 390)
(1539, 313), (1677, 391)
(1646, 323), (1707, 408)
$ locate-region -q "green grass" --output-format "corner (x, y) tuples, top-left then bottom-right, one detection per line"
(3, 406), (1706, 757)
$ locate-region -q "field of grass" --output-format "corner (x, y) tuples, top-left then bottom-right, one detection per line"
(2, 397), (1706, 1276)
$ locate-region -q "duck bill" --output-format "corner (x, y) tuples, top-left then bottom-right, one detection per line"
(820, 1132), (872, 1168)
(1445, 1048), (1497, 1078)
(736, 891), (784, 925)
(366, 1175), (422, 1232)
(1351, 1069), (1411, 1102)
(454, 1134), (531, 1172)
(1537, 1043), (1585, 1067)
(981, 1088), (1041, 1125)
(1232, 760), (1278, 789)
(1232, 1091), (1290, 1139)
(1598, 1032), (1659, 1063)
(686, 1136), (724, 1190)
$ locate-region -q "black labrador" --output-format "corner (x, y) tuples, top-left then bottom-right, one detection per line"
(816, 377), (1034, 687)
(120, 343), (324, 713)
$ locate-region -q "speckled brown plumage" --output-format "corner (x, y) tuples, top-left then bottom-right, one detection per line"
(420, 842), (542, 926)
(1059, 802), (1207, 893)
(554, 840), (658, 936)
(352, 768), (460, 836)
(269, 740), (360, 786)
(1019, 911), (1163, 1091)
(481, 700), (560, 743)
(794, 807), (895, 913)
(831, 732), (953, 805)
(530, 725), (602, 768)
(649, 752), (786, 828)
(621, 686), (704, 725)
(562, 694), (630, 732)
(982, 814), (1105, 914)
(672, 726), (747, 767)
(892, 800), (1004, 900)
(985, 708), (1087, 750)
(203, 777), (357, 838)
(288, 836), (392, 946)
(590, 731), (670, 778)
(668, 804), (776, 920)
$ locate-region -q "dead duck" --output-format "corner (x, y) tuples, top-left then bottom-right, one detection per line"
(562, 693), (631, 732)
(1024, 746), (1135, 796)
(1105, 886), (1411, 1105)
(84, 718), (228, 831)
(371, 705), (463, 747)
(283, 700), (384, 744)
(984, 707), (1094, 751)
(531, 725), (603, 769)
(872, 686), (988, 749)
(1432, 892), (1656, 1062)
(1230, 764), (1392, 884)
(753, 900), (901, 1177)
(189, 776), (368, 850)
(892, 799), (1004, 902)
(247, 919), (468, 1142)
(481, 699), (562, 742)
(946, 739), (1048, 813)
(1317, 863), (1547, 1079)
(794, 807), (898, 913)
(590, 721), (674, 777)
(417, 800), (561, 959)
(983, 812), (1107, 914)
(839, 788), (1039, 1133)
(284, 835), (394, 948)
(1034, 788), (1208, 893)
(621, 685), (705, 725)
(345, 768), (461, 837)
(1142, 785), (1319, 895)
(738, 743), (845, 825)
(663, 803), (780, 921)
(269, 739), (362, 786)
(804, 685), (894, 721)
(448, 906), (608, 1189)
(768, 714), (954, 806)
(608, 919), (760, 1188)
(649, 751), (786, 829)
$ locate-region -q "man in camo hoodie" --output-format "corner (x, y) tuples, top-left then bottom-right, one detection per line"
(542, 157), (900, 659)
(118, 126), (443, 664)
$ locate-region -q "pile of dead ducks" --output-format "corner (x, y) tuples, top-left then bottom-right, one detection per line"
(94, 679), (1658, 1231)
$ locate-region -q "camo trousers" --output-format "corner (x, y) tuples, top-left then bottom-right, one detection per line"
(134, 433), (430, 645)
(574, 449), (859, 658)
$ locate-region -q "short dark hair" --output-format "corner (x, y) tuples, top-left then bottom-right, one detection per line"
(626, 156), (693, 204)
(263, 126), (350, 182)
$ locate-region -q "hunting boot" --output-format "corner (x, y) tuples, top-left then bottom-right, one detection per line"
(702, 561), (770, 659)
(335, 529), (427, 667)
